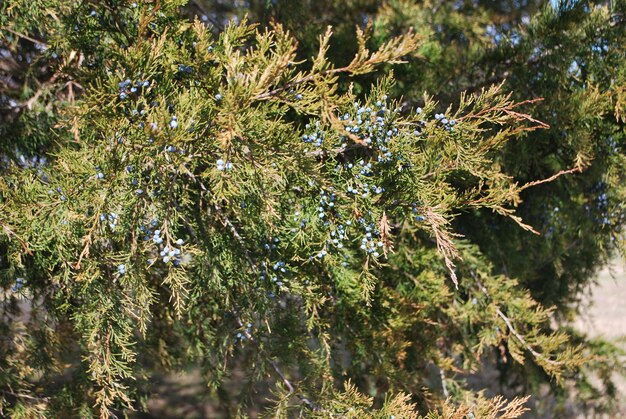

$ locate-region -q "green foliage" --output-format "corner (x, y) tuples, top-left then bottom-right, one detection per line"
(0, 0), (624, 417)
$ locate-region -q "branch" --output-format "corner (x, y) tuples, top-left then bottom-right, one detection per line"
(232, 313), (325, 412)
(253, 65), (349, 101)
(439, 368), (449, 398)
(423, 207), (461, 288)
(474, 276), (563, 367)
(495, 307), (562, 366)
(1, 389), (50, 402)
(214, 205), (258, 274)
(518, 166), (582, 192)
(1, 27), (48, 48)
(1, 221), (33, 255)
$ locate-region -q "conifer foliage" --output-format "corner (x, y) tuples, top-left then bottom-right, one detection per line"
(0, 0), (624, 417)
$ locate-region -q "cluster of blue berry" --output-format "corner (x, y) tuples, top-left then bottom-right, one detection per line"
(605, 137), (619, 154)
(295, 100), (398, 261)
(118, 78), (150, 101)
(14, 154), (47, 169)
(291, 209), (307, 232)
(358, 218), (383, 257)
(216, 159), (233, 171)
(412, 204), (426, 222)
(100, 212), (119, 231)
(316, 189), (336, 220)
(542, 206), (564, 238)
(169, 116), (178, 129)
(434, 113), (456, 131)
(263, 237), (280, 252)
(598, 192), (609, 211)
(235, 322), (253, 342)
(344, 160), (385, 197)
(258, 238), (291, 297)
(309, 188), (383, 261)
(11, 277), (24, 292)
(327, 223), (350, 262)
(314, 190), (342, 259)
(290, 96), (440, 264)
(302, 122), (325, 148)
(342, 98), (397, 162)
(151, 229), (165, 245)
(269, 260), (287, 287)
(592, 192), (619, 226)
(138, 220), (189, 266)
(48, 186), (66, 202)
(158, 243), (184, 265)
(139, 219), (161, 242)
(583, 182), (624, 228)
(177, 64), (193, 74)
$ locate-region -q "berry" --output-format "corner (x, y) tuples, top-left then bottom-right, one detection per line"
(12, 277), (24, 292)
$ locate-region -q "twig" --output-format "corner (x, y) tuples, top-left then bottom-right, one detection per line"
(1, 389), (50, 402)
(254, 66), (351, 101)
(22, 71), (62, 111)
(1, 27), (48, 48)
(215, 205), (257, 273)
(232, 313), (325, 412)
(494, 307), (562, 366)
(439, 368), (449, 398)
(269, 359), (295, 393)
(1, 221), (33, 255)
(423, 207), (460, 288)
(268, 359), (323, 411)
(197, 176), (325, 411)
(456, 97), (548, 127)
(518, 166), (582, 192)
(473, 275), (562, 367)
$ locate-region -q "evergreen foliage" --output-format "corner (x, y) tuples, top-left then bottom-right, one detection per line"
(0, 0), (624, 417)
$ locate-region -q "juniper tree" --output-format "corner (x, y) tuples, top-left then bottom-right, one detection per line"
(0, 0), (624, 417)
(196, 0), (626, 413)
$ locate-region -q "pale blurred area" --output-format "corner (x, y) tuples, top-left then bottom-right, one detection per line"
(573, 257), (626, 339)
(572, 257), (626, 417)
